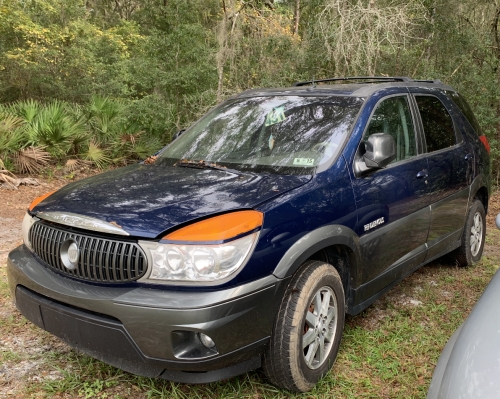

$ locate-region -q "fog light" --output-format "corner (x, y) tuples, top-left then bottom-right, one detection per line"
(199, 333), (216, 349)
(171, 331), (218, 359)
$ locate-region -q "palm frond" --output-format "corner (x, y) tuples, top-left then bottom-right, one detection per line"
(13, 146), (51, 174)
(0, 113), (25, 133)
(132, 136), (163, 160)
(63, 158), (85, 173)
(0, 114), (27, 153)
(0, 160), (19, 189)
(10, 99), (40, 123)
(20, 100), (87, 157)
(87, 96), (127, 139)
(0, 170), (19, 189)
(83, 140), (111, 169)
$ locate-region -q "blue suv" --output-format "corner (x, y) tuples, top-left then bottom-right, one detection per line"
(7, 77), (490, 392)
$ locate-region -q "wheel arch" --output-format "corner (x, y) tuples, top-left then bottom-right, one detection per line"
(474, 186), (489, 214)
(469, 173), (489, 214)
(272, 225), (362, 305)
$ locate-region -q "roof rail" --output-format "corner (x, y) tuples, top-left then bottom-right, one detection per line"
(413, 79), (443, 84)
(293, 76), (414, 87)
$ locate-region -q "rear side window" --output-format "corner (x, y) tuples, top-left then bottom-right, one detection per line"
(415, 96), (457, 152)
(446, 90), (482, 136)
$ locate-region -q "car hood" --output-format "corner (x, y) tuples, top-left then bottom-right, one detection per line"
(32, 164), (310, 238)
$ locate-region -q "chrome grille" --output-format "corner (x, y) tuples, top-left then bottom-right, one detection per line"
(29, 222), (147, 283)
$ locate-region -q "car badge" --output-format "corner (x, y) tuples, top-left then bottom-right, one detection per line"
(60, 239), (79, 270)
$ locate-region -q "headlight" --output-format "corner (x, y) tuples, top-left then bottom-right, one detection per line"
(22, 190), (55, 251)
(142, 210), (263, 283)
(143, 232), (259, 282)
(22, 212), (38, 252)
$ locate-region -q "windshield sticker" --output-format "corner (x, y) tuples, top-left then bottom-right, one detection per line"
(293, 158), (315, 166)
(269, 134), (275, 150)
(265, 106), (286, 126)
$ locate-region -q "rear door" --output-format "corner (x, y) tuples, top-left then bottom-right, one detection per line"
(410, 92), (472, 261)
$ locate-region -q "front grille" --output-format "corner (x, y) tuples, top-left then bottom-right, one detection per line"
(29, 222), (147, 283)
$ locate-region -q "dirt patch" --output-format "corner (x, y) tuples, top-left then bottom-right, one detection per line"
(0, 176), (86, 397)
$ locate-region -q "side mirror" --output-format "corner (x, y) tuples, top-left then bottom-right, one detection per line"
(363, 133), (396, 169)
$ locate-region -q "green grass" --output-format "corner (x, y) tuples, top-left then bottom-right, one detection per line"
(0, 349), (23, 365)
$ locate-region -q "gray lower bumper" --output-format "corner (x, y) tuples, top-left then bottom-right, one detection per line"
(7, 246), (288, 382)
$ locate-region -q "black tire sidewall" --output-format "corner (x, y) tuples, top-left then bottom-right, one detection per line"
(293, 267), (345, 385)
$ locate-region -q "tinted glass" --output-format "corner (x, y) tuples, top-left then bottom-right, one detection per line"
(416, 96), (456, 152)
(159, 96), (364, 175)
(446, 90), (482, 136)
(365, 96), (416, 162)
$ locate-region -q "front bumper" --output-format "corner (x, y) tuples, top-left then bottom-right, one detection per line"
(7, 246), (288, 383)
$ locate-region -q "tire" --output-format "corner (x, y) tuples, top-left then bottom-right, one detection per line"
(454, 199), (486, 267)
(262, 260), (345, 392)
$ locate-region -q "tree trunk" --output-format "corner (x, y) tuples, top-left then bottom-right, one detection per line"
(216, 3), (229, 102)
(293, 0), (300, 35)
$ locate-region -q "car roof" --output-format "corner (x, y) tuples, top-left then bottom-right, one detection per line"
(234, 77), (456, 99)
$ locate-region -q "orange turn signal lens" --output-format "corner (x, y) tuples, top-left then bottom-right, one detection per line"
(164, 210), (263, 242)
(28, 190), (56, 211)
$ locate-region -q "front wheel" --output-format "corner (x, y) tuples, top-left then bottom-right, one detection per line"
(263, 261), (345, 392)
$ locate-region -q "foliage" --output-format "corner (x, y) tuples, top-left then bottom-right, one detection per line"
(0, 97), (160, 171)
(0, 0), (500, 175)
(0, 112), (25, 155)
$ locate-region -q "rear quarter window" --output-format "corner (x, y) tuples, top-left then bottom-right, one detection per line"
(445, 90), (482, 136)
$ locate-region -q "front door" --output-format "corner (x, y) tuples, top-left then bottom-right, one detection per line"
(351, 94), (430, 299)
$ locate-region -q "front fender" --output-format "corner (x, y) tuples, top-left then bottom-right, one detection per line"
(272, 224), (362, 281)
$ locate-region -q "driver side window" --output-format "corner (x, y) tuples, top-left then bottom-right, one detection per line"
(365, 96), (417, 163)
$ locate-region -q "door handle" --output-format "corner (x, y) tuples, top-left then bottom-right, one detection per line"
(416, 169), (428, 179)
(465, 153), (473, 161)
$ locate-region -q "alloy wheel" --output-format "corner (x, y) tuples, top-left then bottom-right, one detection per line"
(470, 211), (483, 257)
(302, 286), (338, 370)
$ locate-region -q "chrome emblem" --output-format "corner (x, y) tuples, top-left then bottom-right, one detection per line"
(68, 243), (79, 264)
(36, 212), (130, 236)
(364, 217), (385, 232)
(60, 239), (79, 270)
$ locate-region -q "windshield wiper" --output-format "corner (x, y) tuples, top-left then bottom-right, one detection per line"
(174, 159), (249, 176)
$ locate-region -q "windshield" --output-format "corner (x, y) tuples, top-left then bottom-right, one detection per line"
(158, 95), (364, 175)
